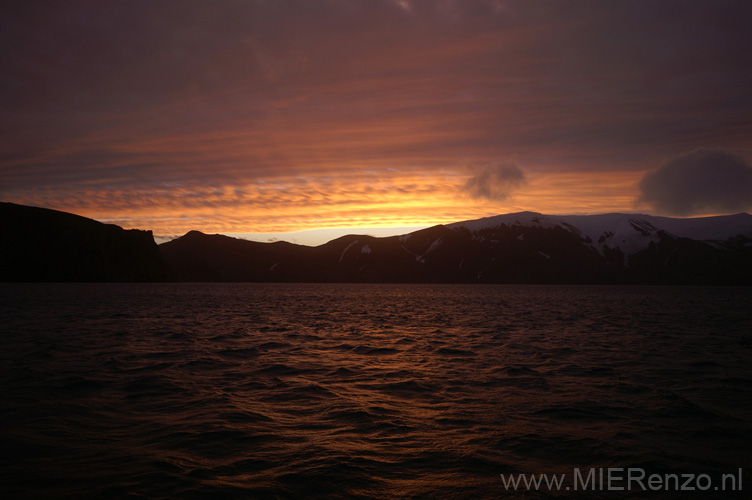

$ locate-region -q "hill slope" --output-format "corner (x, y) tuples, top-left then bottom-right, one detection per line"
(1, 202), (173, 282)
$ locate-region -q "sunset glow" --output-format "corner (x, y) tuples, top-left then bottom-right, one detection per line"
(2, 1), (751, 244)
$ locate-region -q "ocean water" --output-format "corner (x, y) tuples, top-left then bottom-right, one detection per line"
(1, 283), (750, 499)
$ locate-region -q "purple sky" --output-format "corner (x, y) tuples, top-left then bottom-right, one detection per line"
(2, 1), (751, 244)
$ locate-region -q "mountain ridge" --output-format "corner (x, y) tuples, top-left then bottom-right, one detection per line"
(160, 211), (752, 284)
(3, 202), (750, 283)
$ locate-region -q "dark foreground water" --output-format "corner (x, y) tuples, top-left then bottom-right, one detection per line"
(1, 284), (751, 499)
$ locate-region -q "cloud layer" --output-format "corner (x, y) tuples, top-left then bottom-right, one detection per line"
(2, 1), (751, 235)
(463, 163), (527, 200)
(638, 148), (752, 216)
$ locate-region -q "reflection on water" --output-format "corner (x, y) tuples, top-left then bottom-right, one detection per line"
(1, 283), (751, 498)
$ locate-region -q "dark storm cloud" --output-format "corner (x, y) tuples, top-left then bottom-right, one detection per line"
(638, 148), (752, 216)
(463, 163), (527, 200)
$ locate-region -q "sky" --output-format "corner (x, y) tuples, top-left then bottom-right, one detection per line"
(2, 0), (752, 246)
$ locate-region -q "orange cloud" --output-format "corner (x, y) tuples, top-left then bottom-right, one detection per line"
(3, 1), (750, 240)
(5, 168), (646, 239)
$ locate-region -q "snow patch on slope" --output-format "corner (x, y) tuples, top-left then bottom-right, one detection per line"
(425, 237), (443, 254)
(338, 240), (358, 263)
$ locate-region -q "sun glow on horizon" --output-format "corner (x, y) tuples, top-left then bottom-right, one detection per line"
(2, 2), (751, 236)
(7, 168), (649, 246)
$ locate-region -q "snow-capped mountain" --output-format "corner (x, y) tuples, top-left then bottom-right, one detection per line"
(449, 211), (752, 262)
(161, 211), (752, 284)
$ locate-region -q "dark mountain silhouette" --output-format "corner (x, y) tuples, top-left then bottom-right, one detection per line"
(3, 202), (750, 283)
(160, 212), (752, 284)
(1, 202), (173, 282)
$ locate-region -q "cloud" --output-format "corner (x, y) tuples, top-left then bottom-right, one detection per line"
(638, 148), (752, 216)
(3, 1), (752, 231)
(463, 163), (527, 200)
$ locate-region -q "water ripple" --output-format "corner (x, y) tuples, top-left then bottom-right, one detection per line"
(1, 283), (750, 499)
